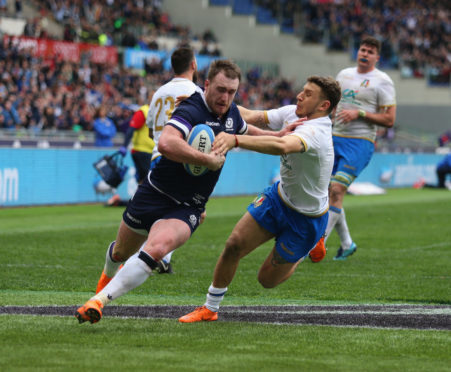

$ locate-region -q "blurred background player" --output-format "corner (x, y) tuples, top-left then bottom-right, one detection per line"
(424, 153), (451, 189)
(321, 36), (397, 261)
(107, 102), (155, 207)
(146, 46), (201, 170)
(120, 102), (155, 184)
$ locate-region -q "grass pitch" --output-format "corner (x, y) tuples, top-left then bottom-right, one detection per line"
(0, 188), (450, 371)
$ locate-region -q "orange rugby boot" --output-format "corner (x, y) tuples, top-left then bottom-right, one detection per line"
(95, 264), (123, 294)
(178, 306), (218, 323)
(309, 236), (326, 263)
(75, 299), (104, 324)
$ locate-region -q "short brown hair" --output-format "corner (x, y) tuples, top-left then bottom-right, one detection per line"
(307, 75), (341, 113)
(171, 47), (195, 75)
(360, 36), (381, 54)
(207, 59), (241, 82)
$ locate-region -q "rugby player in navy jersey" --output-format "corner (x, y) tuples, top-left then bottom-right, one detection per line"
(76, 60), (298, 324)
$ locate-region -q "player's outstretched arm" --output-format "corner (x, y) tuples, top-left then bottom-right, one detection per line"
(214, 132), (304, 156)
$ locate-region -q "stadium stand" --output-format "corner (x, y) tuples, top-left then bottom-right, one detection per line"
(208, 0), (450, 87)
(0, 0), (449, 152)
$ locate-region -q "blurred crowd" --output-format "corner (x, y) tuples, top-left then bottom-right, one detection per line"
(258, 0), (450, 84)
(0, 36), (296, 137)
(26, 0), (222, 56)
(0, 0), (448, 139)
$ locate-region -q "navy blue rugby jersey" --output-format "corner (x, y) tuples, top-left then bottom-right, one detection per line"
(148, 91), (247, 209)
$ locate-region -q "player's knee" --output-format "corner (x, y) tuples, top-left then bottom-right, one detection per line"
(329, 184), (345, 204)
(111, 243), (128, 262)
(257, 272), (277, 289)
(222, 234), (244, 261)
(145, 238), (175, 261)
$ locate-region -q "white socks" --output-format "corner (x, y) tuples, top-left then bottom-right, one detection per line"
(204, 284), (228, 312)
(96, 255), (153, 305)
(335, 208), (353, 250)
(324, 206), (342, 244)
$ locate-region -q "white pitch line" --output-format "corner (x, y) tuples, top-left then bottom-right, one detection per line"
(228, 309), (451, 315)
(398, 241), (451, 252)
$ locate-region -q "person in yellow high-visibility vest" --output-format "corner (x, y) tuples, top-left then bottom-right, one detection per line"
(119, 104), (155, 184)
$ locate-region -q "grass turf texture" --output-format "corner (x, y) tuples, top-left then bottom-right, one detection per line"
(1, 188), (450, 370)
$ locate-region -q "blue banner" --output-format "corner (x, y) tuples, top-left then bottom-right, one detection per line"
(123, 48), (217, 70)
(0, 148), (445, 207)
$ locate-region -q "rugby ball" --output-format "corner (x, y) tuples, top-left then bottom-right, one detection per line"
(184, 124), (215, 176)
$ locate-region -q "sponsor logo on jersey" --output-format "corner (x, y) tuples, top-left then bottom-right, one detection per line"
(205, 121), (220, 127)
(342, 89), (359, 99)
(341, 89), (360, 105)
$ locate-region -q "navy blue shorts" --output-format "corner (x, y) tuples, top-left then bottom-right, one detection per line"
(123, 181), (203, 235)
(247, 182), (328, 263)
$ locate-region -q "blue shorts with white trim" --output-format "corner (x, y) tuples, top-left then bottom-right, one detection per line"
(331, 135), (374, 187)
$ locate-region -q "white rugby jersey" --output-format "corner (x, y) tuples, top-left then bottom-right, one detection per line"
(267, 106), (333, 216)
(146, 77), (202, 160)
(333, 67), (396, 142)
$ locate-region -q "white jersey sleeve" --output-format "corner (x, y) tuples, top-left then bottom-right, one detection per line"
(266, 105), (298, 130)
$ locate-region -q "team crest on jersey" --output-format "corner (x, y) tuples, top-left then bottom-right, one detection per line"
(360, 79), (370, 88)
(225, 118), (233, 130)
(189, 214), (198, 228)
(253, 195), (265, 208)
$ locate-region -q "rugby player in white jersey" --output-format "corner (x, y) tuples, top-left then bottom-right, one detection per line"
(317, 36), (397, 261)
(179, 75), (341, 323)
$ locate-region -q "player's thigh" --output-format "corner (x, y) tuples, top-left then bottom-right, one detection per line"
(332, 136), (374, 187)
(226, 211), (275, 259)
(114, 220), (148, 260)
(258, 246), (301, 288)
(143, 218), (192, 261)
